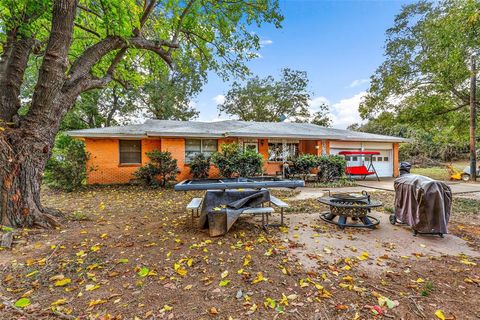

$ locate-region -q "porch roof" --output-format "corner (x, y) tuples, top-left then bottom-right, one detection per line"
(67, 119), (408, 143)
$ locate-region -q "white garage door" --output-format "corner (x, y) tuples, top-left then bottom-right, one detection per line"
(330, 148), (393, 178)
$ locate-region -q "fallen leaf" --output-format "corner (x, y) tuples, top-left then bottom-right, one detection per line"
(14, 298), (31, 308)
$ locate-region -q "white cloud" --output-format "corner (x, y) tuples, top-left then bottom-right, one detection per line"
(308, 96), (330, 111)
(260, 39), (273, 46)
(348, 78), (369, 88)
(329, 91), (367, 129)
(212, 94), (225, 105)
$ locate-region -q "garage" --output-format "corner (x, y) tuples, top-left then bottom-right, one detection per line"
(330, 141), (395, 178)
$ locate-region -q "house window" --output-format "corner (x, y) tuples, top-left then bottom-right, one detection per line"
(119, 140), (142, 164)
(244, 142), (258, 152)
(185, 139), (218, 163)
(268, 142), (299, 162)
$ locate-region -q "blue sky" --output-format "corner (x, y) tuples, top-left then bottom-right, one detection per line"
(194, 0), (414, 128)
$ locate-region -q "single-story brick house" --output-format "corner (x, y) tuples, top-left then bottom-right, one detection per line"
(67, 119), (408, 184)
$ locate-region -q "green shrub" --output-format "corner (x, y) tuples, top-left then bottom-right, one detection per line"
(292, 154), (318, 179)
(189, 153), (211, 179)
(211, 143), (263, 178)
(317, 155), (346, 182)
(44, 134), (91, 191)
(238, 149), (264, 177)
(134, 150), (179, 187)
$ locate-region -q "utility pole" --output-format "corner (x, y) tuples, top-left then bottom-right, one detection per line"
(470, 53), (477, 182)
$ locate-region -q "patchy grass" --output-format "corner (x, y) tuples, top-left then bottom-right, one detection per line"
(306, 178), (357, 188)
(0, 186), (478, 319)
(411, 166), (450, 181)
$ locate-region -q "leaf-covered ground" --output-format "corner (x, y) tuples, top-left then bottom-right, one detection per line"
(0, 186), (479, 319)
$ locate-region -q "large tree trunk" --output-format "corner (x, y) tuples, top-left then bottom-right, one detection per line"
(0, 129), (59, 228)
(0, 0), (78, 228)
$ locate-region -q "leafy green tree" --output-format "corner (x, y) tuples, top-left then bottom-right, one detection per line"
(309, 103), (331, 127)
(218, 68), (311, 122)
(360, 0), (480, 146)
(0, 0), (283, 228)
(44, 134), (91, 191)
(140, 55), (203, 121)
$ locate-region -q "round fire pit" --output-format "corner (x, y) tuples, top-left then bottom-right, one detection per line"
(317, 191), (382, 229)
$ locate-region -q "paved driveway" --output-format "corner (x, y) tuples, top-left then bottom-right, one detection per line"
(292, 178), (480, 200)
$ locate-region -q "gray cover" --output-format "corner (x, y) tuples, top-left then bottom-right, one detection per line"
(394, 174), (452, 234)
(199, 189), (270, 236)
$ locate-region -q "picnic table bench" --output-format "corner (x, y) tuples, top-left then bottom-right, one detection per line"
(186, 194), (289, 227)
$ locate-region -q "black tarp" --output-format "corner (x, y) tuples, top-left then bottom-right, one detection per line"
(199, 189), (270, 236)
(394, 174), (452, 234)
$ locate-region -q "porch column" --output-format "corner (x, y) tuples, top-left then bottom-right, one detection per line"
(393, 143), (399, 177)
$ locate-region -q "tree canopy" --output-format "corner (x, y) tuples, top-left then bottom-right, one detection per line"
(218, 68), (314, 122)
(360, 0), (480, 147)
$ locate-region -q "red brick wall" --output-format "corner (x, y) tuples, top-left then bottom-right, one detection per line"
(86, 138), (161, 184)
(85, 137), (335, 184)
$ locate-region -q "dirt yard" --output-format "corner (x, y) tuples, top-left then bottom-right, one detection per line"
(0, 186), (479, 319)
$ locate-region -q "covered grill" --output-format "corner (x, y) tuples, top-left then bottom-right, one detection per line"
(391, 174), (452, 237)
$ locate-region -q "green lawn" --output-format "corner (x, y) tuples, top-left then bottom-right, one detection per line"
(410, 161), (469, 181)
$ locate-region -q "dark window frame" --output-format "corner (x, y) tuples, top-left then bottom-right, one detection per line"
(119, 140), (142, 165)
(185, 138), (218, 163)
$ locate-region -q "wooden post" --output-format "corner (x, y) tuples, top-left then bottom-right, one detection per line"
(470, 54), (477, 182)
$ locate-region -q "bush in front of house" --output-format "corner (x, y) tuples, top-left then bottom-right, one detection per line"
(134, 150), (179, 187)
(211, 143), (263, 178)
(44, 134), (91, 192)
(189, 153), (211, 179)
(316, 155), (346, 182)
(292, 154), (318, 180)
(238, 149), (264, 177)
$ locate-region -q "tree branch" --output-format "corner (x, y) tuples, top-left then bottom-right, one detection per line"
(78, 4), (102, 19)
(74, 22), (101, 38)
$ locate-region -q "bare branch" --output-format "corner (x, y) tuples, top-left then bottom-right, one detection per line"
(74, 23), (101, 38)
(169, 0), (196, 53)
(78, 4), (102, 19)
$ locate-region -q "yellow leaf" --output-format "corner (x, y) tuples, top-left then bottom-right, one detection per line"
(460, 259), (476, 266)
(51, 298), (67, 306)
(219, 279), (230, 287)
(435, 310), (446, 320)
(162, 305), (173, 312)
(243, 254), (252, 266)
(252, 272), (267, 284)
(415, 278), (425, 283)
(221, 270), (229, 279)
(26, 270), (39, 278)
(184, 284), (193, 290)
(88, 299), (107, 307)
(176, 268), (187, 276)
(187, 258), (193, 267)
(76, 250), (86, 257)
(358, 252), (369, 261)
(55, 278), (72, 287)
(85, 284), (100, 291)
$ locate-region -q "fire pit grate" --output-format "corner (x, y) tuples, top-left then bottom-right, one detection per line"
(317, 191), (382, 229)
